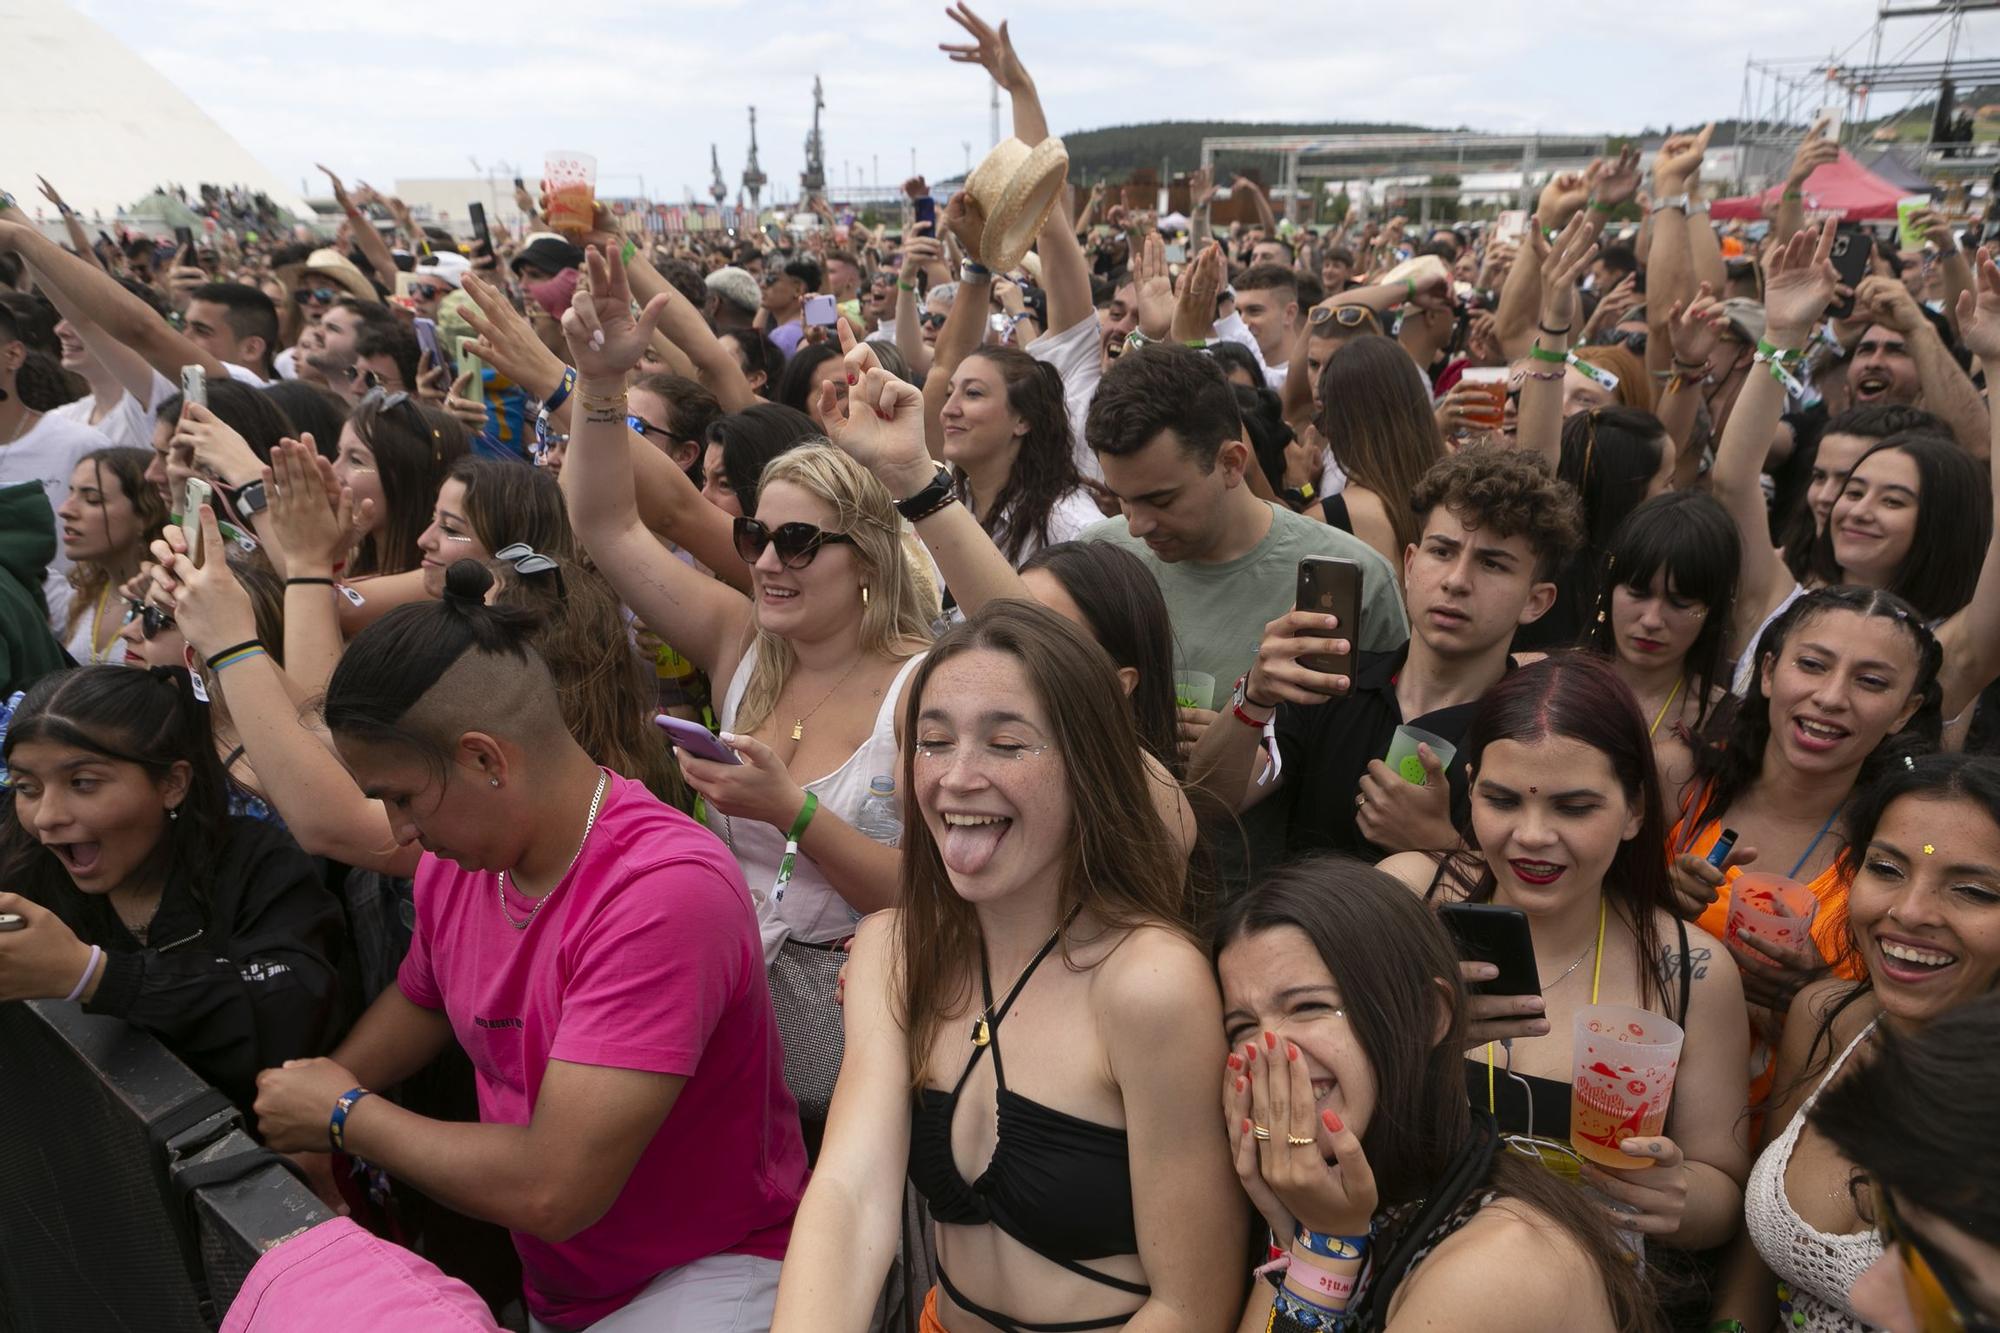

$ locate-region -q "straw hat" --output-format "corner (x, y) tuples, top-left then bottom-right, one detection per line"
(276, 248), (379, 303)
(962, 135), (1070, 272)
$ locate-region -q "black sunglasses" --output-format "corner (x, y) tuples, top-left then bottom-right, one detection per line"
(733, 516), (855, 570)
(919, 312), (947, 329)
(292, 287), (337, 305)
(124, 599), (175, 640)
(627, 414), (679, 445)
(409, 283), (446, 300)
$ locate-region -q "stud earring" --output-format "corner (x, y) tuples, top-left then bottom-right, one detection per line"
(489, 778), (500, 788)
(168, 807), (180, 821)
(860, 585), (870, 607)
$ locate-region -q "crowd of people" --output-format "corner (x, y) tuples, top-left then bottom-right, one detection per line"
(2, 8), (1998, 1332)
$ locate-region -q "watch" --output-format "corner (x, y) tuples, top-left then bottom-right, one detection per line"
(1655, 193), (1691, 213)
(1282, 480), (1317, 511)
(892, 463), (958, 522)
(234, 479), (269, 517)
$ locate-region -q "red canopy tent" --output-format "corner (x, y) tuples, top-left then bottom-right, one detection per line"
(1710, 149), (1916, 222)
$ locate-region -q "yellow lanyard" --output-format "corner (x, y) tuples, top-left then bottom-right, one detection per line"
(1485, 897), (1606, 1113)
(87, 583), (115, 662)
(1647, 678), (1683, 738)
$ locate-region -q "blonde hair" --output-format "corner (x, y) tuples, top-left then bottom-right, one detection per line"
(736, 444), (937, 734)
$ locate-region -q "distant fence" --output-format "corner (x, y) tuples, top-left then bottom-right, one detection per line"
(0, 1000), (333, 1333)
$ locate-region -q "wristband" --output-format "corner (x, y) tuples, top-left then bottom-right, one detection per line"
(1587, 198), (1614, 214)
(328, 1087), (373, 1153)
(1295, 1228), (1370, 1261)
(772, 791), (819, 902)
(961, 259), (992, 281)
(1402, 277), (1417, 304)
(896, 279), (917, 292)
(205, 637), (263, 664)
(1527, 345), (1568, 365)
(1285, 1261), (1358, 1302)
(286, 577), (338, 587)
(1707, 1323), (1747, 1333)
(542, 364), (577, 413)
(64, 945), (101, 1003)
(1536, 320), (1572, 337)
(620, 238), (638, 266)
(208, 644), (268, 674)
(1781, 190), (1804, 201)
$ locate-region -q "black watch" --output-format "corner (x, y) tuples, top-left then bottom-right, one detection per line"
(1282, 481), (1317, 511)
(893, 464), (957, 522)
(234, 479), (269, 517)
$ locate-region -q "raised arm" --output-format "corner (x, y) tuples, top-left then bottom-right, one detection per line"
(1495, 164), (1600, 362)
(1645, 129), (1713, 380)
(1933, 247), (2000, 720)
(1773, 130), (1839, 247)
(921, 200), (993, 458)
(1659, 285), (1728, 490)
(893, 226), (942, 377)
(1716, 220), (1838, 658)
(1914, 208), (1977, 341)
(1850, 274), (1990, 458)
(1514, 212), (1598, 474)
(1235, 174), (1278, 233)
(34, 177), (101, 270)
(318, 166), (397, 297)
(0, 219), (228, 383)
(561, 246), (755, 684)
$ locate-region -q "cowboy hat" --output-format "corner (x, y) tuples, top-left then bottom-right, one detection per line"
(276, 248), (379, 303)
(962, 136), (1070, 273)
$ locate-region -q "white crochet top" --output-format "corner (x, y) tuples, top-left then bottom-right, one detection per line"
(1744, 1020), (1885, 1333)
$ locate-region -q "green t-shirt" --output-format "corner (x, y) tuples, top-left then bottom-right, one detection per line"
(1082, 502), (1409, 692)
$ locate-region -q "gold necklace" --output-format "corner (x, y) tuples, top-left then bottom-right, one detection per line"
(785, 655), (865, 742)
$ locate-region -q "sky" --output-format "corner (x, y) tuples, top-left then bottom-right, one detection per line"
(64, 0), (1974, 205)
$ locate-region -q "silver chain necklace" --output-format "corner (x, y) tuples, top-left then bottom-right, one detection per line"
(1542, 938), (1596, 990)
(496, 770), (608, 930)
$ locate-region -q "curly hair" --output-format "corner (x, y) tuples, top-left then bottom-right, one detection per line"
(954, 347), (1081, 564)
(1406, 444), (1584, 580)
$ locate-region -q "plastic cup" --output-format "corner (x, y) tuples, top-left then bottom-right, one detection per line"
(1569, 1003), (1684, 1170)
(1726, 872), (1819, 953)
(1458, 367), (1507, 430)
(1896, 195), (1931, 252)
(545, 151), (599, 237)
(1384, 724), (1455, 786)
(1173, 671), (1216, 711)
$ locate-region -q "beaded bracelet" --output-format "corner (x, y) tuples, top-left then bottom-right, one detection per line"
(1522, 367), (1565, 382)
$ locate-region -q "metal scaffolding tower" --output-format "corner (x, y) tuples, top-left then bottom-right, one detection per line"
(742, 106), (768, 212)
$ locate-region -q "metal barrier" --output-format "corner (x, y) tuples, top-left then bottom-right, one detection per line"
(0, 999), (333, 1333)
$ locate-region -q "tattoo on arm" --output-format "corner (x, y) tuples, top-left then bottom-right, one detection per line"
(1659, 944), (1711, 984)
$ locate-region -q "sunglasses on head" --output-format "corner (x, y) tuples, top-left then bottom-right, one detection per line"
(293, 287), (336, 305)
(732, 516), (855, 570)
(1309, 304), (1378, 331)
(1872, 1178), (2000, 1332)
(124, 599), (175, 640)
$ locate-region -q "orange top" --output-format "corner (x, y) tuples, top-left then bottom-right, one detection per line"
(1672, 816), (1862, 981)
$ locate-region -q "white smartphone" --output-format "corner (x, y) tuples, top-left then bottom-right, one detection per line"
(180, 363), (208, 410)
(804, 293), (839, 328)
(1810, 105), (1843, 141)
(654, 714), (742, 765)
(183, 476), (213, 566)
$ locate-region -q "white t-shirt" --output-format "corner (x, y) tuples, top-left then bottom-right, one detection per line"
(0, 412), (115, 630)
(63, 600), (129, 665)
(48, 371), (177, 453)
(273, 346), (301, 381)
(989, 486), (1106, 567)
(222, 362), (271, 388)
(1027, 314), (1104, 481)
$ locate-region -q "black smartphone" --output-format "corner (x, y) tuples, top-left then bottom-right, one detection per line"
(173, 225), (196, 256)
(468, 201), (491, 249)
(914, 196), (937, 229)
(1829, 227), (1874, 320)
(1295, 556), (1361, 678)
(1438, 902), (1542, 999)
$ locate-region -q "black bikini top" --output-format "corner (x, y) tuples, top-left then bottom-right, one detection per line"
(907, 914), (1148, 1332)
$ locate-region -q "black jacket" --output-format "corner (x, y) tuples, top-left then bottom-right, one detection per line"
(60, 817), (345, 1111)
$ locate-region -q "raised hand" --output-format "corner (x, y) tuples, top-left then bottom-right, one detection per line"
(820, 337), (933, 494)
(1238, 1031), (1379, 1237)
(264, 437), (368, 576)
(1189, 165), (1217, 212)
(1133, 232), (1173, 340)
(157, 506), (259, 655)
(1851, 272), (1927, 336)
(1954, 246), (2000, 362)
(942, 192), (986, 266)
(1760, 216), (1838, 341)
(1590, 144), (1643, 211)
(316, 164), (353, 212)
(941, 2), (1032, 91)
(562, 246), (671, 379)
(459, 272), (570, 399)
(1531, 211), (1599, 331)
(1667, 282), (1728, 370)
(1170, 241), (1225, 343)
(1652, 124), (1715, 193)
(36, 176), (70, 214)
(1786, 131), (1841, 191)
(172, 402), (263, 488)
(1536, 172), (1593, 231)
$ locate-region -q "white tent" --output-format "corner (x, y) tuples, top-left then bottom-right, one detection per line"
(0, 0), (309, 223)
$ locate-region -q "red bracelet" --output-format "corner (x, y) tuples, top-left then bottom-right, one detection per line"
(1233, 700), (1274, 729)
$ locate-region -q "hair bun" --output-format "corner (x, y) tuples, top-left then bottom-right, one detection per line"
(442, 559), (496, 608)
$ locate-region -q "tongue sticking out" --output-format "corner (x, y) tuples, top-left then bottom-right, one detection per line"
(940, 819), (1010, 875)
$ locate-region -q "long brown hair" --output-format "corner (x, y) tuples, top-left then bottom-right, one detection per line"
(62, 448), (168, 642)
(894, 601), (1191, 1085)
(1212, 859), (1661, 1333)
(1314, 336), (1441, 555)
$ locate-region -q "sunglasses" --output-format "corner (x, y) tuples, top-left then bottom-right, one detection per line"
(627, 414), (678, 445)
(123, 599), (175, 640)
(409, 283), (446, 301)
(732, 516), (855, 570)
(919, 312), (947, 330)
(1309, 304), (1378, 331)
(347, 366), (387, 392)
(1872, 1178), (2000, 1332)
(292, 287), (337, 305)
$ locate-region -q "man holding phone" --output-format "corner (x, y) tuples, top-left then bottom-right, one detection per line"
(1188, 446), (1581, 861)
(758, 257), (821, 358)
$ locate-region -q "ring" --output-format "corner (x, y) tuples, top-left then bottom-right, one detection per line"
(1251, 1123), (1272, 1141)
(1287, 1134), (1316, 1147)
(1355, 794), (1367, 808)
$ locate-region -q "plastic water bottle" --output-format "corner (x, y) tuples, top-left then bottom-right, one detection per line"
(853, 775), (902, 848)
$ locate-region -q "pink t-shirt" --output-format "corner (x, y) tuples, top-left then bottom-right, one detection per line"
(397, 772), (807, 1328)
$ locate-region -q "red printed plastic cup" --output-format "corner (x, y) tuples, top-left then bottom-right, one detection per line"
(545, 151), (598, 237)
(1726, 872), (1819, 953)
(1569, 1003), (1684, 1170)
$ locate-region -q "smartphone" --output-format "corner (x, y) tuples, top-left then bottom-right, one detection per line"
(468, 201), (491, 249)
(1439, 903), (1542, 999)
(183, 476), (213, 566)
(804, 293), (839, 328)
(655, 714), (743, 765)
(1164, 242), (1187, 265)
(914, 196), (937, 229)
(1810, 105), (1843, 141)
(1706, 827), (1740, 870)
(413, 316), (452, 379)
(1295, 556), (1361, 679)
(1829, 227), (1874, 319)
(0, 913), (26, 933)
(173, 225), (196, 256)
(1493, 210), (1529, 246)
(180, 363), (207, 411)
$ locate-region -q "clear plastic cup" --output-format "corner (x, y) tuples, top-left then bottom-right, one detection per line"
(1458, 367), (1507, 431)
(1896, 195), (1931, 251)
(545, 151), (599, 237)
(1384, 724), (1455, 786)
(1726, 872), (1819, 953)
(1569, 1003), (1684, 1170)
(1173, 671), (1216, 711)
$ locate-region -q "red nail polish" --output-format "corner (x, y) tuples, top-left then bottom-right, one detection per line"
(1287, 1043), (1299, 1062)
(1263, 1031), (1277, 1050)
(846, 373), (857, 385)
(1243, 1043), (1256, 1063)
(1323, 1110), (1343, 1133)
(1226, 1054), (1242, 1071)
(1234, 1076), (1245, 1093)
(1241, 1118), (1253, 1135)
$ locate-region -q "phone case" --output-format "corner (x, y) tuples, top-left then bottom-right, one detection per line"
(1295, 558), (1360, 677)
